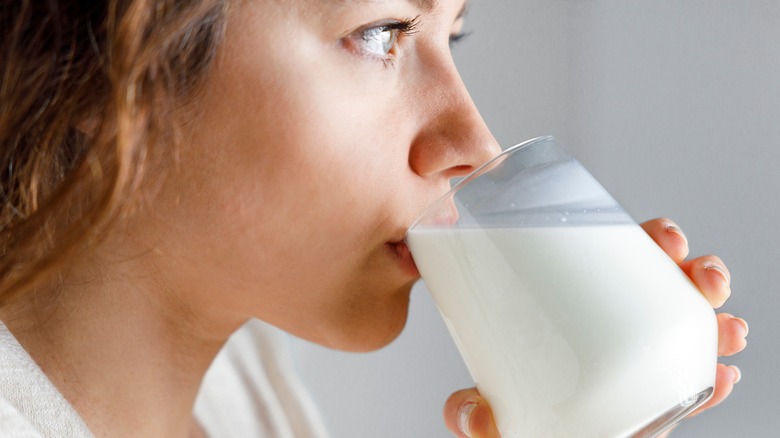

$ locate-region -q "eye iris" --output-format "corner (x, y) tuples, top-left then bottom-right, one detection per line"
(363, 27), (397, 56)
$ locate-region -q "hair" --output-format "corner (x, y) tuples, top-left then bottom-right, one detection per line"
(0, 0), (228, 306)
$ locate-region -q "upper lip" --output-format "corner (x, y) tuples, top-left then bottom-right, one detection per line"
(408, 200), (460, 230)
(387, 234), (409, 247)
(389, 187), (460, 245)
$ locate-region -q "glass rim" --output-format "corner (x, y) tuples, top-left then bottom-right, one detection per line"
(408, 135), (557, 231)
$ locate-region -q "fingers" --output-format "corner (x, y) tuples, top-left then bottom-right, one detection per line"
(688, 363), (741, 417)
(640, 218), (690, 264)
(444, 388), (500, 437)
(641, 218), (747, 427)
(641, 219), (732, 309)
(717, 313), (749, 356)
(678, 255), (731, 309)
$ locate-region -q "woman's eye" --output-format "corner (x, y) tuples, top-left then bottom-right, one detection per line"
(361, 26), (399, 57)
(349, 17), (420, 62)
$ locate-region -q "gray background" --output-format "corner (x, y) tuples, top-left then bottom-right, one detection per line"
(292, 1), (779, 436)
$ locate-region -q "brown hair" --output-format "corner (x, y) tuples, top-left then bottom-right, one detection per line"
(0, 0), (228, 305)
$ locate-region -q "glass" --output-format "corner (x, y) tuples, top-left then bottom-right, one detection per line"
(406, 136), (717, 438)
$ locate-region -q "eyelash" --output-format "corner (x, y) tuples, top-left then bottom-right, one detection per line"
(449, 31), (470, 45)
(384, 15), (422, 39)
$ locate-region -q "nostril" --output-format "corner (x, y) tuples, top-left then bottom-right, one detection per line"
(448, 164), (475, 177)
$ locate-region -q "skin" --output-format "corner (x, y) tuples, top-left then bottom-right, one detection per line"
(0, 0), (748, 437)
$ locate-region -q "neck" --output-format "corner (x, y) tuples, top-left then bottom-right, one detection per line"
(2, 262), (246, 438)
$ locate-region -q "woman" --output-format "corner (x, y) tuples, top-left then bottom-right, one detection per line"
(0, 0), (748, 437)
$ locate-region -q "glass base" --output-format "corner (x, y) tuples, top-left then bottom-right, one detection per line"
(629, 387), (714, 438)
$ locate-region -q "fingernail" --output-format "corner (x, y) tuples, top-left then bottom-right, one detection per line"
(731, 316), (749, 337)
(458, 402), (477, 438)
(704, 262), (731, 286)
(729, 365), (742, 384)
(665, 222), (688, 244)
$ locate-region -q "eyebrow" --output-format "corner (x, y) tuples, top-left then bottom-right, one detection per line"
(347, 0), (438, 12)
(343, 0), (466, 16)
(407, 0), (437, 12)
(410, 0), (469, 18)
(456, 1), (468, 19)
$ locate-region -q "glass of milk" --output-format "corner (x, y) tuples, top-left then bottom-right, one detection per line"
(405, 136), (717, 438)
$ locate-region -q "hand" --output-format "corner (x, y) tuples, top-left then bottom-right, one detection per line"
(443, 218), (748, 438)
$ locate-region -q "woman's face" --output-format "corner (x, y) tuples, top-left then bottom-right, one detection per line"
(146, 0), (499, 351)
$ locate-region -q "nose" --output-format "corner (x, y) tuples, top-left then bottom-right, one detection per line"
(408, 57), (501, 179)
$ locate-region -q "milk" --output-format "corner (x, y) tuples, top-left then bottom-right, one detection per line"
(407, 225), (717, 437)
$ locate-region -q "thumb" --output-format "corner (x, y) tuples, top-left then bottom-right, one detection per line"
(444, 388), (500, 437)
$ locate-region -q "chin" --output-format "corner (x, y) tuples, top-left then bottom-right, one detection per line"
(323, 282), (415, 353)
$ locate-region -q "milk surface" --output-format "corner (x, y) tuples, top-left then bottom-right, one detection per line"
(407, 225), (717, 437)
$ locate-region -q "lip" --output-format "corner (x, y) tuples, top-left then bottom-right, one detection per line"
(386, 240), (420, 278)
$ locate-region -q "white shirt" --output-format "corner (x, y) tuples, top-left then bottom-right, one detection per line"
(0, 319), (330, 438)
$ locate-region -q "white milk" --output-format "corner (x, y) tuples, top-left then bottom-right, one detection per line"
(407, 225), (717, 437)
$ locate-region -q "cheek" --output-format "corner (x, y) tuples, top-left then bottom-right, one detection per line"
(175, 74), (406, 297)
(159, 7), (423, 344)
